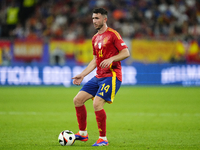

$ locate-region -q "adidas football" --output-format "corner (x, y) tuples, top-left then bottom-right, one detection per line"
(58, 130), (75, 146)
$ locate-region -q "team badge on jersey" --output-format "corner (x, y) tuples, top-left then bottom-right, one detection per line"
(103, 37), (108, 46)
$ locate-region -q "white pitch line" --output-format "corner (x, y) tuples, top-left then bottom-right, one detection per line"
(0, 112), (200, 117)
(0, 112), (40, 115)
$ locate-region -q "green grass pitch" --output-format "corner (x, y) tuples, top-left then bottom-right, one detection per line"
(0, 86), (200, 150)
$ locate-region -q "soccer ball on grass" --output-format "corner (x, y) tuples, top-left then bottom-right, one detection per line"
(58, 130), (75, 146)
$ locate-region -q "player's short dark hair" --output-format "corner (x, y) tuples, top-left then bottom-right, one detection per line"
(93, 8), (108, 16)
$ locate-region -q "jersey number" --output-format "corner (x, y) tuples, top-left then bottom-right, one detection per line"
(98, 50), (103, 58)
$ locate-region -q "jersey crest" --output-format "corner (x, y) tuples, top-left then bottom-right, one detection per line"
(103, 37), (108, 46)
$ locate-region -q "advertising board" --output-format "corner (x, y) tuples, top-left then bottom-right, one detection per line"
(0, 64), (199, 86)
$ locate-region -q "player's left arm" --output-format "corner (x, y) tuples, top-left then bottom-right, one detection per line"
(100, 48), (130, 68)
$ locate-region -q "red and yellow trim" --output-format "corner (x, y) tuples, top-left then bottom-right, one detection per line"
(107, 28), (121, 40)
(109, 63), (116, 103)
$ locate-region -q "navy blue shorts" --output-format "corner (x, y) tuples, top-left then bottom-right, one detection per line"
(80, 76), (121, 104)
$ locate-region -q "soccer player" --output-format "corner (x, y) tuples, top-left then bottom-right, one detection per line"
(72, 8), (130, 146)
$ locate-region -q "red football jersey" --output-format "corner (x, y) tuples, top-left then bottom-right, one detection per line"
(92, 27), (128, 81)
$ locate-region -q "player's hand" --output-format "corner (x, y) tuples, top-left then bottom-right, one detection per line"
(100, 58), (113, 68)
(72, 74), (84, 85)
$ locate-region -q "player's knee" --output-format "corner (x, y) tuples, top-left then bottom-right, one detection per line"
(93, 102), (98, 111)
(93, 101), (102, 111)
(73, 96), (84, 107)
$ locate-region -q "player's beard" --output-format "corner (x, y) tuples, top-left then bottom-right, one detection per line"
(94, 22), (104, 31)
(96, 24), (103, 31)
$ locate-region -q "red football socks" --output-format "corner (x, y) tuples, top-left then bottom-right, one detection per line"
(75, 106), (107, 136)
(75, 105), (87, 131)
(95, 109), (107, 137)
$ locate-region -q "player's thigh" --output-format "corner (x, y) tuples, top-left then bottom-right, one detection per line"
(73, 91), (93, 106)
(74, 77), (99, 106)
(93, 96), (106, 111)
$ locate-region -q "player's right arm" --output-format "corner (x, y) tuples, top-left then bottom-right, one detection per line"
(72, 55), (97, 85)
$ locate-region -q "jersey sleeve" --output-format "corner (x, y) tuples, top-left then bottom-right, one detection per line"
(92, 35), (96, 55)
(112, 31), (128, 51)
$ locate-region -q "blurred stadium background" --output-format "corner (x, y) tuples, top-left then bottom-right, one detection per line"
(1, 1), (200, 149)
(0, 0), (200, 86)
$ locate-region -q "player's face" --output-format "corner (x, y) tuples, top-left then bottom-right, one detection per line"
(92, 13), (106, 30)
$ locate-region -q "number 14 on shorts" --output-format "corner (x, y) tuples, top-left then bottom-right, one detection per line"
(98, 83), (110, 96)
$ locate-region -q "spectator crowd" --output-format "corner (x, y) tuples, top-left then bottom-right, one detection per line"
(0, 0), (200, 65)
(0, 0), (199, 41)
